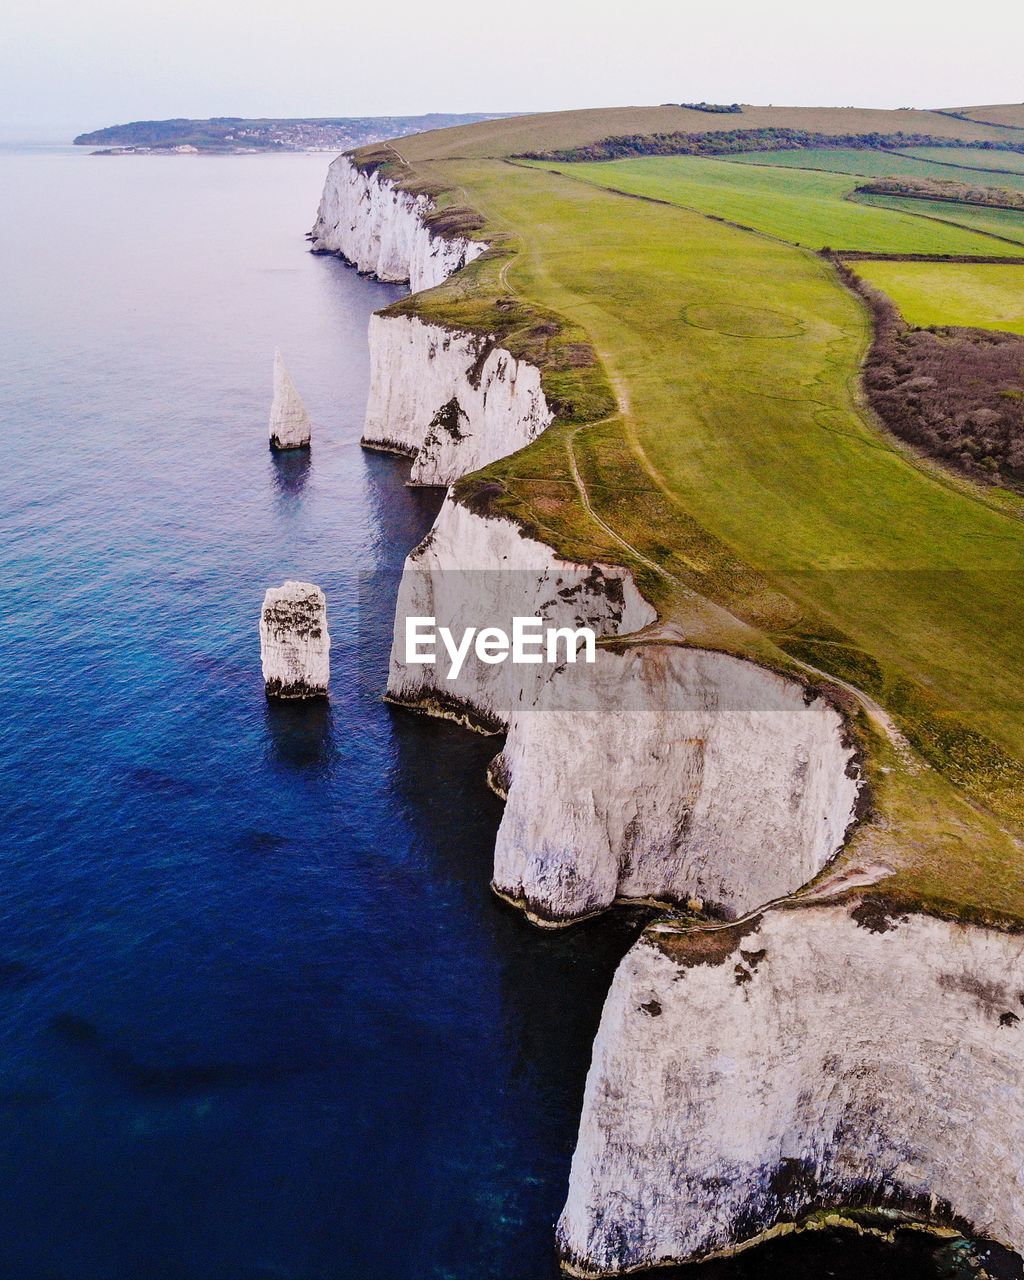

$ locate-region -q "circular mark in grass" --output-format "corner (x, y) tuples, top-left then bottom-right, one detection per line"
(682, 302), (806, 338)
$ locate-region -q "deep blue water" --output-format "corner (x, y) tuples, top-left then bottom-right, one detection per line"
(0, 146), (1006, 1280)
(0, 146), (645, 1279)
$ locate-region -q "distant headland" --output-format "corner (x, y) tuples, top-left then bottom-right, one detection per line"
(73, 113), (519, 155)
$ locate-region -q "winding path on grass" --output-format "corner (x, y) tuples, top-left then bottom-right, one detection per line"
(385, 140), (1024, 915)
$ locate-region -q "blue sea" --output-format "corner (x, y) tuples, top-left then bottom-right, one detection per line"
(0, 144), (1001, 1280)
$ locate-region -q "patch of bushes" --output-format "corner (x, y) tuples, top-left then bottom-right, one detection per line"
(519, 128), (1024, 164)
(856, 176), (1024, 210)
(668, 102), (743, 114)
(832, 257), (1024, 491)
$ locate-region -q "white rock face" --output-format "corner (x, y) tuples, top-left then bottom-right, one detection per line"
(363, 314), (553, 485)
(310, 154), (486, 293)
(259, 581), (330, 698)
(493, 646), (861, 924)
(269, 350), (312, 450)
(558, 902), (1024, 1275)
(387, 496), (656, 730)
(388, 497), (861, 925)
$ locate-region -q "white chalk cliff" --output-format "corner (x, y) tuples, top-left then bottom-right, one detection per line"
(363, 314), (553, 485)
(386, 494), (656, 730)
(310, 154), (486, 293)
(269, 350), (312, 450)
(324, 151), (1021, 1273)
(260, 581), (330, 698)
(558, 901), (1024, 1274)
(492, 646), (861, 925)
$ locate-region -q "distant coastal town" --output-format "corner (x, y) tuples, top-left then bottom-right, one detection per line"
(73, 113), (515, 155)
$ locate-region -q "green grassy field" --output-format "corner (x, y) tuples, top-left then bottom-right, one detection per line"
(854, 259), (1024, 333)
(535, 156), (1024, 255)
(377, 107), (1024, 920)
(903, 145), (1024, 175)
(854, 191), (1024, 244)
(726, 146), (1024, 193)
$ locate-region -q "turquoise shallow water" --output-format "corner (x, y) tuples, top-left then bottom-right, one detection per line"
(0, 145), (1009, 1280)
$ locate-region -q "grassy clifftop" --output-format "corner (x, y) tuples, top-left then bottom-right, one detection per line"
(357, 105), (1024, 926)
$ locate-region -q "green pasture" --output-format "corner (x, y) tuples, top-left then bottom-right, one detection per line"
(537, 155), (1024, 255)
(421, 159), (1024, 743)
(725, 146), (1024, 193)
(903, 146), (1024, 175)
(854, 191), (1024, 245)
(854, 259), (1024, 333)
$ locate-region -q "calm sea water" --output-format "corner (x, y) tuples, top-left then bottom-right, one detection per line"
(0, 146), (1000, 1280)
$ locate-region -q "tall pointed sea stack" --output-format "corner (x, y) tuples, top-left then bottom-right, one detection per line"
(260, 581), (330, 698)
(268, 349), (312, 450)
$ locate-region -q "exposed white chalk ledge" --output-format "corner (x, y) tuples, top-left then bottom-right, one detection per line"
(558, 900), (1024, 1275)
(386, 495), (656, 731)
(310, 154), (486, 293)
(269, 350), (312, 451)
(362, 313), (552, 486)
(260, 581), (330, 698)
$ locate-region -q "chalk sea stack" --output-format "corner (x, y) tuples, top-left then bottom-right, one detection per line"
(259, 581), (330, 698)
(268, 349), (312, 450)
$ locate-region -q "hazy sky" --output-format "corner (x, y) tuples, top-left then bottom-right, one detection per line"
(3, 0), (1023, 139)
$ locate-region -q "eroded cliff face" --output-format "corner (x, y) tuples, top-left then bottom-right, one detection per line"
(493, 646), (861, 925)
(386, 493), (861, 925)
(363, 313), (553, 485)
(558, 902), (1024, 1275)
(386, 495), (656, 730)
(310, 154), (486, 292)
(330, 143), (1021, 1278)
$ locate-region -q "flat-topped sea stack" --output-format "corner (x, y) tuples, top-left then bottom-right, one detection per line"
(268, 349), (312, 451)
(259, 581), (330, 698)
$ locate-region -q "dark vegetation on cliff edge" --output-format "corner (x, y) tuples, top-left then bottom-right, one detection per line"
(833, 258), (1024, 491)
(350, 150), (614, 430)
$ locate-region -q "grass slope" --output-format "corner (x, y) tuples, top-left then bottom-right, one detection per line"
(393, 105), (1024, 163)
(726, 146), (1024, 193)
(537, 156), (1024, 255)
(854, 260), (1024, 333)
(904, 146), (1024, 175)
(854, 191), (1024, 245)
(940, 105), (1024, 130)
